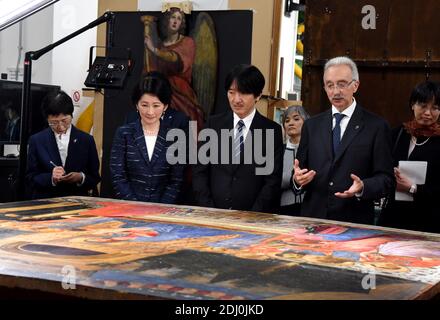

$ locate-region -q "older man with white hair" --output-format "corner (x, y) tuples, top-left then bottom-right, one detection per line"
(292, 56), (395, 224)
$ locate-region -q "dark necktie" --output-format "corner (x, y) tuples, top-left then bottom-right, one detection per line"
(333, 113), (345, 154)
(234, 120), (245, 158)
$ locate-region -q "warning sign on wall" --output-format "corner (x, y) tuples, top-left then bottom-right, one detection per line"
(72, 90), (81, 106)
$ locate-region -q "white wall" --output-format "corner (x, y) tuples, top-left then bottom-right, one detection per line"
(0, 5), (53, 84)
(277, 2), (298, 99)
(51, 0), (98, 121)
(0, 0), (98, 122)
(138, 0), (228, 10)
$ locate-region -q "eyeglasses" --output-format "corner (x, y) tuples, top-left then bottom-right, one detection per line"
(413, 102), (440, 112)
(324, 80), (355, 91)
(48, 116), (72, 127)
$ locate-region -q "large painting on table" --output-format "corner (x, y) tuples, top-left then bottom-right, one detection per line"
(0, 197), (439, 299)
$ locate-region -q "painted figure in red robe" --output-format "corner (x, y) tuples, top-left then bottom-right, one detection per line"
(144, 8), (204, 130)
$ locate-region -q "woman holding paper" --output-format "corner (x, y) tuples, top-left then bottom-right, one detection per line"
(379, 81), (440, 233)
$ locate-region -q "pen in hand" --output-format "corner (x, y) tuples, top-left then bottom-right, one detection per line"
(50, 161), (66, 184)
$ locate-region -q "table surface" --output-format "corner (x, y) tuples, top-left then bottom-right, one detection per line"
(0, 196), (439, 300)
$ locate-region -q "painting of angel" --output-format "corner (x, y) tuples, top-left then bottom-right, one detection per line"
(141, 8), (218, 130)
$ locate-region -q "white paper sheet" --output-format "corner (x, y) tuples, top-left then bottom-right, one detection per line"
(395, 161), (428, 201)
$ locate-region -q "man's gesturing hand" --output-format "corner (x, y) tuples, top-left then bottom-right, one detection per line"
(293, 159), (316, 187)
(334, 174), (364, 198)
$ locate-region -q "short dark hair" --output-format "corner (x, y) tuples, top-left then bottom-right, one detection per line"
(132, 71), (172, 106)
(158, 7), (186, 40)
(281, 105), (310, 124)
(409, 81), (440, 109)
(224, 64), (265, 97)
(41, 90), (74, 118)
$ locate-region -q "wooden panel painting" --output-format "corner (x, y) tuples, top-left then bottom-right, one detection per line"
(0, 196), (439, 299)
(141, 8), (218, 128)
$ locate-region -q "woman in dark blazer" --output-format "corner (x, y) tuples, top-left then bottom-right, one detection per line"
(26, 90), (100, 199)
(379, 81), (440, 233)
(110, 72), (184, 204)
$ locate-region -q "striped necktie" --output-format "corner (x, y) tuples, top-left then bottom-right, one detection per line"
(234, 120), (245, 158)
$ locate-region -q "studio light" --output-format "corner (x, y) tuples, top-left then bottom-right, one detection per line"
(84, 46), (132, 89)
(0, 0), (59, 31)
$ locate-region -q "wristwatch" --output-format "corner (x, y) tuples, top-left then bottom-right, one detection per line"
(408, 184), (417, 194)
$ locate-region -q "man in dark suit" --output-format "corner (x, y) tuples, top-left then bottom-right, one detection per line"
(26, 90), (101, 199)
(293, 56), (394, 224)
(193, 64), (283, 213)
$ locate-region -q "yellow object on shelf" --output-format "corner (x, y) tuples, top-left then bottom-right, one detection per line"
(294, 63), (302, 80)
(76, 100), (95, 134)
(296, 39), (304, 55)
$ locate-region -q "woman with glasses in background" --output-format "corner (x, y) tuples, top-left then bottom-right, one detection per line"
(26, 90), (101, 199)
(279, 105), (310, 215)
(379, 81), (440, 233)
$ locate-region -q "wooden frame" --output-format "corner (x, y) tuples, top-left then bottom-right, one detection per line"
(268, 0), (283, 97)
(266, 98), (302, 123)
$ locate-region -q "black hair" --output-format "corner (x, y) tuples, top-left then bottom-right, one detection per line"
(224, 64), (265, 97)
(158, 7), (186, 40)
(132, 71), (172, 106)
(409, 81), (440, 109)
(41, 90), (74, 118)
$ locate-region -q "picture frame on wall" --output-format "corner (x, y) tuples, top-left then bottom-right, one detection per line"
(273, 106), (287, 125)
(266, 99), (302, 126)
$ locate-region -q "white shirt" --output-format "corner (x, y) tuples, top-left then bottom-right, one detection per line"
(286, 140), (298, 150)
(233, 108), (256, 141)
(331, 98), (357, 140)
(144, 135), (157, 161)
(54, 125), (71, 166)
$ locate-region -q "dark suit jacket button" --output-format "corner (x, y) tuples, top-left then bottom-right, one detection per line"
(329, 182), (334, 186)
